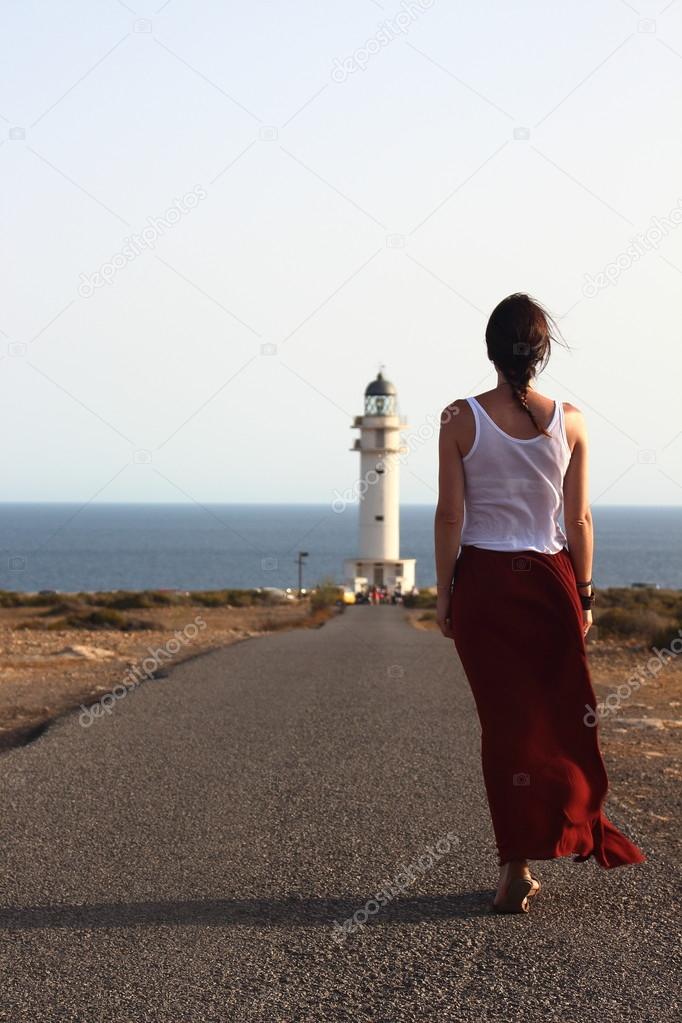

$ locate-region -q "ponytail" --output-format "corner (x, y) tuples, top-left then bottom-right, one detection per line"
(485, 294), (564, 436)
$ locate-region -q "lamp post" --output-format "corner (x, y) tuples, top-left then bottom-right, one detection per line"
(296, 551), (309, 597)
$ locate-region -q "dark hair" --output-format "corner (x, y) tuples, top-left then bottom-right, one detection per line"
(485, 293), (562, 437)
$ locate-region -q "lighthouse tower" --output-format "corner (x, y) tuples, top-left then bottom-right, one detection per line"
(343, 370), (416, 595)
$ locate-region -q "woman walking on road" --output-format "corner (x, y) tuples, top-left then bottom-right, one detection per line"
(434, 293), (645, 914)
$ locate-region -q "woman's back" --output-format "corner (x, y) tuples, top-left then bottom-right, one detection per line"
(457, 387), (559, 446)
(457, 388), (572, 554)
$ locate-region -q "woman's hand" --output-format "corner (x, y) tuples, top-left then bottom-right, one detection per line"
(582, 609), (593, 637)
(437, 591), (454, 638)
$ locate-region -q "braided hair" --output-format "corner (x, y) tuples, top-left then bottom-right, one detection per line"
(485, 294), (561, 437)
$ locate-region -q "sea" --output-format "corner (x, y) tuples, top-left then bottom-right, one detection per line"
(0, 503), (680, 593)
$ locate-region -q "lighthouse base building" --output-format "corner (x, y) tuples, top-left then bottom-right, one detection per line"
(343, 556), (416, 594)
(343, 371), (416, 596)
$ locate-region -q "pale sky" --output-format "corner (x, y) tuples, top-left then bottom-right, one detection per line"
(1, 0), (681, 507)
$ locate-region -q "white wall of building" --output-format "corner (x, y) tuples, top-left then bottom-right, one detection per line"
(358, 419), (401, 561)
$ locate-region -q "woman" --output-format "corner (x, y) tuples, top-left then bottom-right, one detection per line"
(434, 293), (645, 914)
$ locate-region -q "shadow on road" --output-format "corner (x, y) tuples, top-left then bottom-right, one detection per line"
(0, 891), (494, 930)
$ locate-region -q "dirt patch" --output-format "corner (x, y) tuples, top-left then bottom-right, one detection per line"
(0, 601), (333, 752)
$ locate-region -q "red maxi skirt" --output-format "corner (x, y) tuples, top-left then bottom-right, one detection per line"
(451, 545), (645, 869)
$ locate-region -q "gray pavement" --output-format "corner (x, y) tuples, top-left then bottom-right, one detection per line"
(0, 605), (677, 1022)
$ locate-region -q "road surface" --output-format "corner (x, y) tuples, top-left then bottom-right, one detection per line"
(0, 605), (676, 1022)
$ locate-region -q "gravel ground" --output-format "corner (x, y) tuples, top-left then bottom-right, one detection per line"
(0, 605), (677, 1022)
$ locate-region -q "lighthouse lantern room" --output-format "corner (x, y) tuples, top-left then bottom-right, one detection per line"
(343, 370), (417, 595)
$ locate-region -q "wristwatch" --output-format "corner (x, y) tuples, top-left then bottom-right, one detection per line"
(576, 578), (595, 611)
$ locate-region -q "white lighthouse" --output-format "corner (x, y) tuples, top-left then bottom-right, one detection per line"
(343, 370), (416, 595)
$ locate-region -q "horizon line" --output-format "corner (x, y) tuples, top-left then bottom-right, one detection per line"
(0, 501), (680, 509)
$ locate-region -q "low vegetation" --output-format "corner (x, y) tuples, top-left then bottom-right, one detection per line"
(403, 585), (682, 648)
(0, 588), (288, 611)
(309, 579), (344, 612)
(3, 584), (341, 633)
(594, 588), (682, 647)
(20, 608), (158, 632)
(403, 591), (439, 610)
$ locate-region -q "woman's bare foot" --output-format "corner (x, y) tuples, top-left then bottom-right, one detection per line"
(493, 860), (540, 911)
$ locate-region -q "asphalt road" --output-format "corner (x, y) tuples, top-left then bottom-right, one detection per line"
(0, 605), (677, 1022)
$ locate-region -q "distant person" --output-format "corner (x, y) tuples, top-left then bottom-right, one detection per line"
(434, 293), (644, 914)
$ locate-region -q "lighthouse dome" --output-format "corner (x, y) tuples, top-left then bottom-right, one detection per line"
(364, 371), (397, 415)
(364, 371), (397, 397)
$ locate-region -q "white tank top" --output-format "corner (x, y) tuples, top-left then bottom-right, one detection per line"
(459, 396), (572, 554)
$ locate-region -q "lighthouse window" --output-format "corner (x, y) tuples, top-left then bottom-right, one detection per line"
(375, 515), (384, 521)
(365, 394), (397, 416)
(375, 429), (385, 447)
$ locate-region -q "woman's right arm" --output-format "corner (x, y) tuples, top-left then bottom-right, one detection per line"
(562, 403), (594, 636)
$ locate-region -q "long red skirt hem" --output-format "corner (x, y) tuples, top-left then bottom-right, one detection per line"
(500, 812), (645, 869)
(451, 545), (645, 871)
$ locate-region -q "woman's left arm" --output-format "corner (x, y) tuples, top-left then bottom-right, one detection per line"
(434, 402), (466, 638)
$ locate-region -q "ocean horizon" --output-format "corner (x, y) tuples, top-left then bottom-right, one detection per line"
(0, 502), (681, 593)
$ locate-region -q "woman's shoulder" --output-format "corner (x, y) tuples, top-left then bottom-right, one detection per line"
(562, 402), (588, 449)
(439, 399), (476, 459)
(440, 398), (474, 429)
(562, 401), (585, 423)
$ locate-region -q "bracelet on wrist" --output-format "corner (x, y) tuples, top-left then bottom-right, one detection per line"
(576, 578), (593, 589)
(579, 592), (596, 611)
